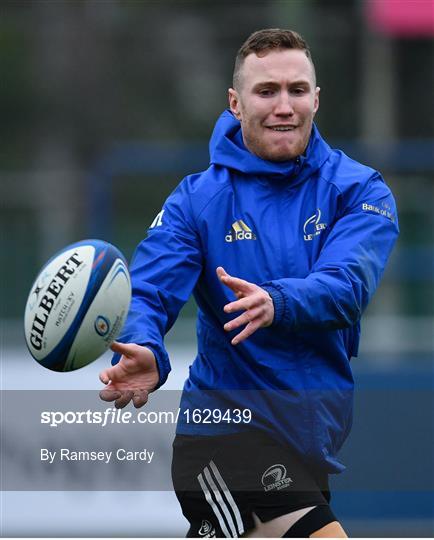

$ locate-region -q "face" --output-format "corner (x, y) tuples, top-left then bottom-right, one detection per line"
(228, 49), (320, 162)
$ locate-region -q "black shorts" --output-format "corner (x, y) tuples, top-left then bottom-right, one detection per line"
(172, 430), (331, 538)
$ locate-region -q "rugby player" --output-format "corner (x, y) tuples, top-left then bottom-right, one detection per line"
(100, 29), (399, 537)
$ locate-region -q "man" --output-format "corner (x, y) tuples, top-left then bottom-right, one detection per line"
(100, 29), (399, 537)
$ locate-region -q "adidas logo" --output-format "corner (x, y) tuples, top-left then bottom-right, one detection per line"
(225, 220), (257, 243)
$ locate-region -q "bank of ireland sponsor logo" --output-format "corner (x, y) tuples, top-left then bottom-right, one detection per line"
(303, 208), (327, 241)
(198, 519), (216, 538)
(261, 464), (293, 492)
(94, 315), (110, 337)
(361, 201), (396, 222)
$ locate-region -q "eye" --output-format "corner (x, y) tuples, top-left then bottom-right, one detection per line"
(291, 87), (307, 96)
(257, 88), (275, 97)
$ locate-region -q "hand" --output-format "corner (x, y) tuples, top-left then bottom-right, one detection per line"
(99, 342), (159, 409)
(217, 266), (274, 345)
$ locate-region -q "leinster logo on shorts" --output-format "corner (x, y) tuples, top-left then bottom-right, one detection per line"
(261, 464), (293, 492)
(198, 519), (216, 538)
(94, 315), (110, 337)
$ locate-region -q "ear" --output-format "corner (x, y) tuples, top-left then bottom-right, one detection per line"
(228, 88), (242, 121)
(313, 86), (320, 115)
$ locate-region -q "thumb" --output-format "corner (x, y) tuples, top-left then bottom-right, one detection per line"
(110, 341), (137, 357)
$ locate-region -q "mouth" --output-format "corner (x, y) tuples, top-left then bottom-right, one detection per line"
(266, 125), (297, 132)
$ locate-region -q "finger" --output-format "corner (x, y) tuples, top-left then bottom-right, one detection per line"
(217, 267), (254, 294)
(99, 369), (111, 385)
(110, 341), (138, 357)
(99, 364), (125, 384)
(132, 389), (149, 408)
(216, 266), (229, 279)
(232, 319), (261, 346)
(224, 306), (263, 332)
(224, 294), (261, 314)
(99, 388), (122, 402)
(221, 275), (254, 294)
(114, 390), (134, 409)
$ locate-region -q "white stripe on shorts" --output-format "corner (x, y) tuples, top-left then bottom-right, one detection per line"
(209, 460), (244, 535)
(197, 460), (245, 537)
(197, 471), (233, 538)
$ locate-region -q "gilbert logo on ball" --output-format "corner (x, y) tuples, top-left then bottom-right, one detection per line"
(24, 239), (131, 372)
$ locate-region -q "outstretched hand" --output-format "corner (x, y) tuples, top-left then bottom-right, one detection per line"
(99, 342), (159, 409)
(217, 266), (274, 345)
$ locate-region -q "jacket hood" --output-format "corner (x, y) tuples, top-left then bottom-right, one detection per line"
(209, 109), (331, 184)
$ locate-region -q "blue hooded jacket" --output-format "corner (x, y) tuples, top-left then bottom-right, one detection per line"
(113, 110), (399, 473)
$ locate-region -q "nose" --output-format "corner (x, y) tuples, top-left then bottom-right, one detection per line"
(274, 91), (294, 116)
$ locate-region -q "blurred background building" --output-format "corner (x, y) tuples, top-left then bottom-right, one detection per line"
(1, 0), (433, 537)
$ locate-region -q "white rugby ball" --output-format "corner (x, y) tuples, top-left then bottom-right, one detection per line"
(24, 239), (131, 372)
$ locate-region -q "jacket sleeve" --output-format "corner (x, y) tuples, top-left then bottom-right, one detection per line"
(111, 178), (203, 387)
(262, 174), (399, 331)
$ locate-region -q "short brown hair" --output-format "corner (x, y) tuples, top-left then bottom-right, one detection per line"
(233, 28), (315, 90)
